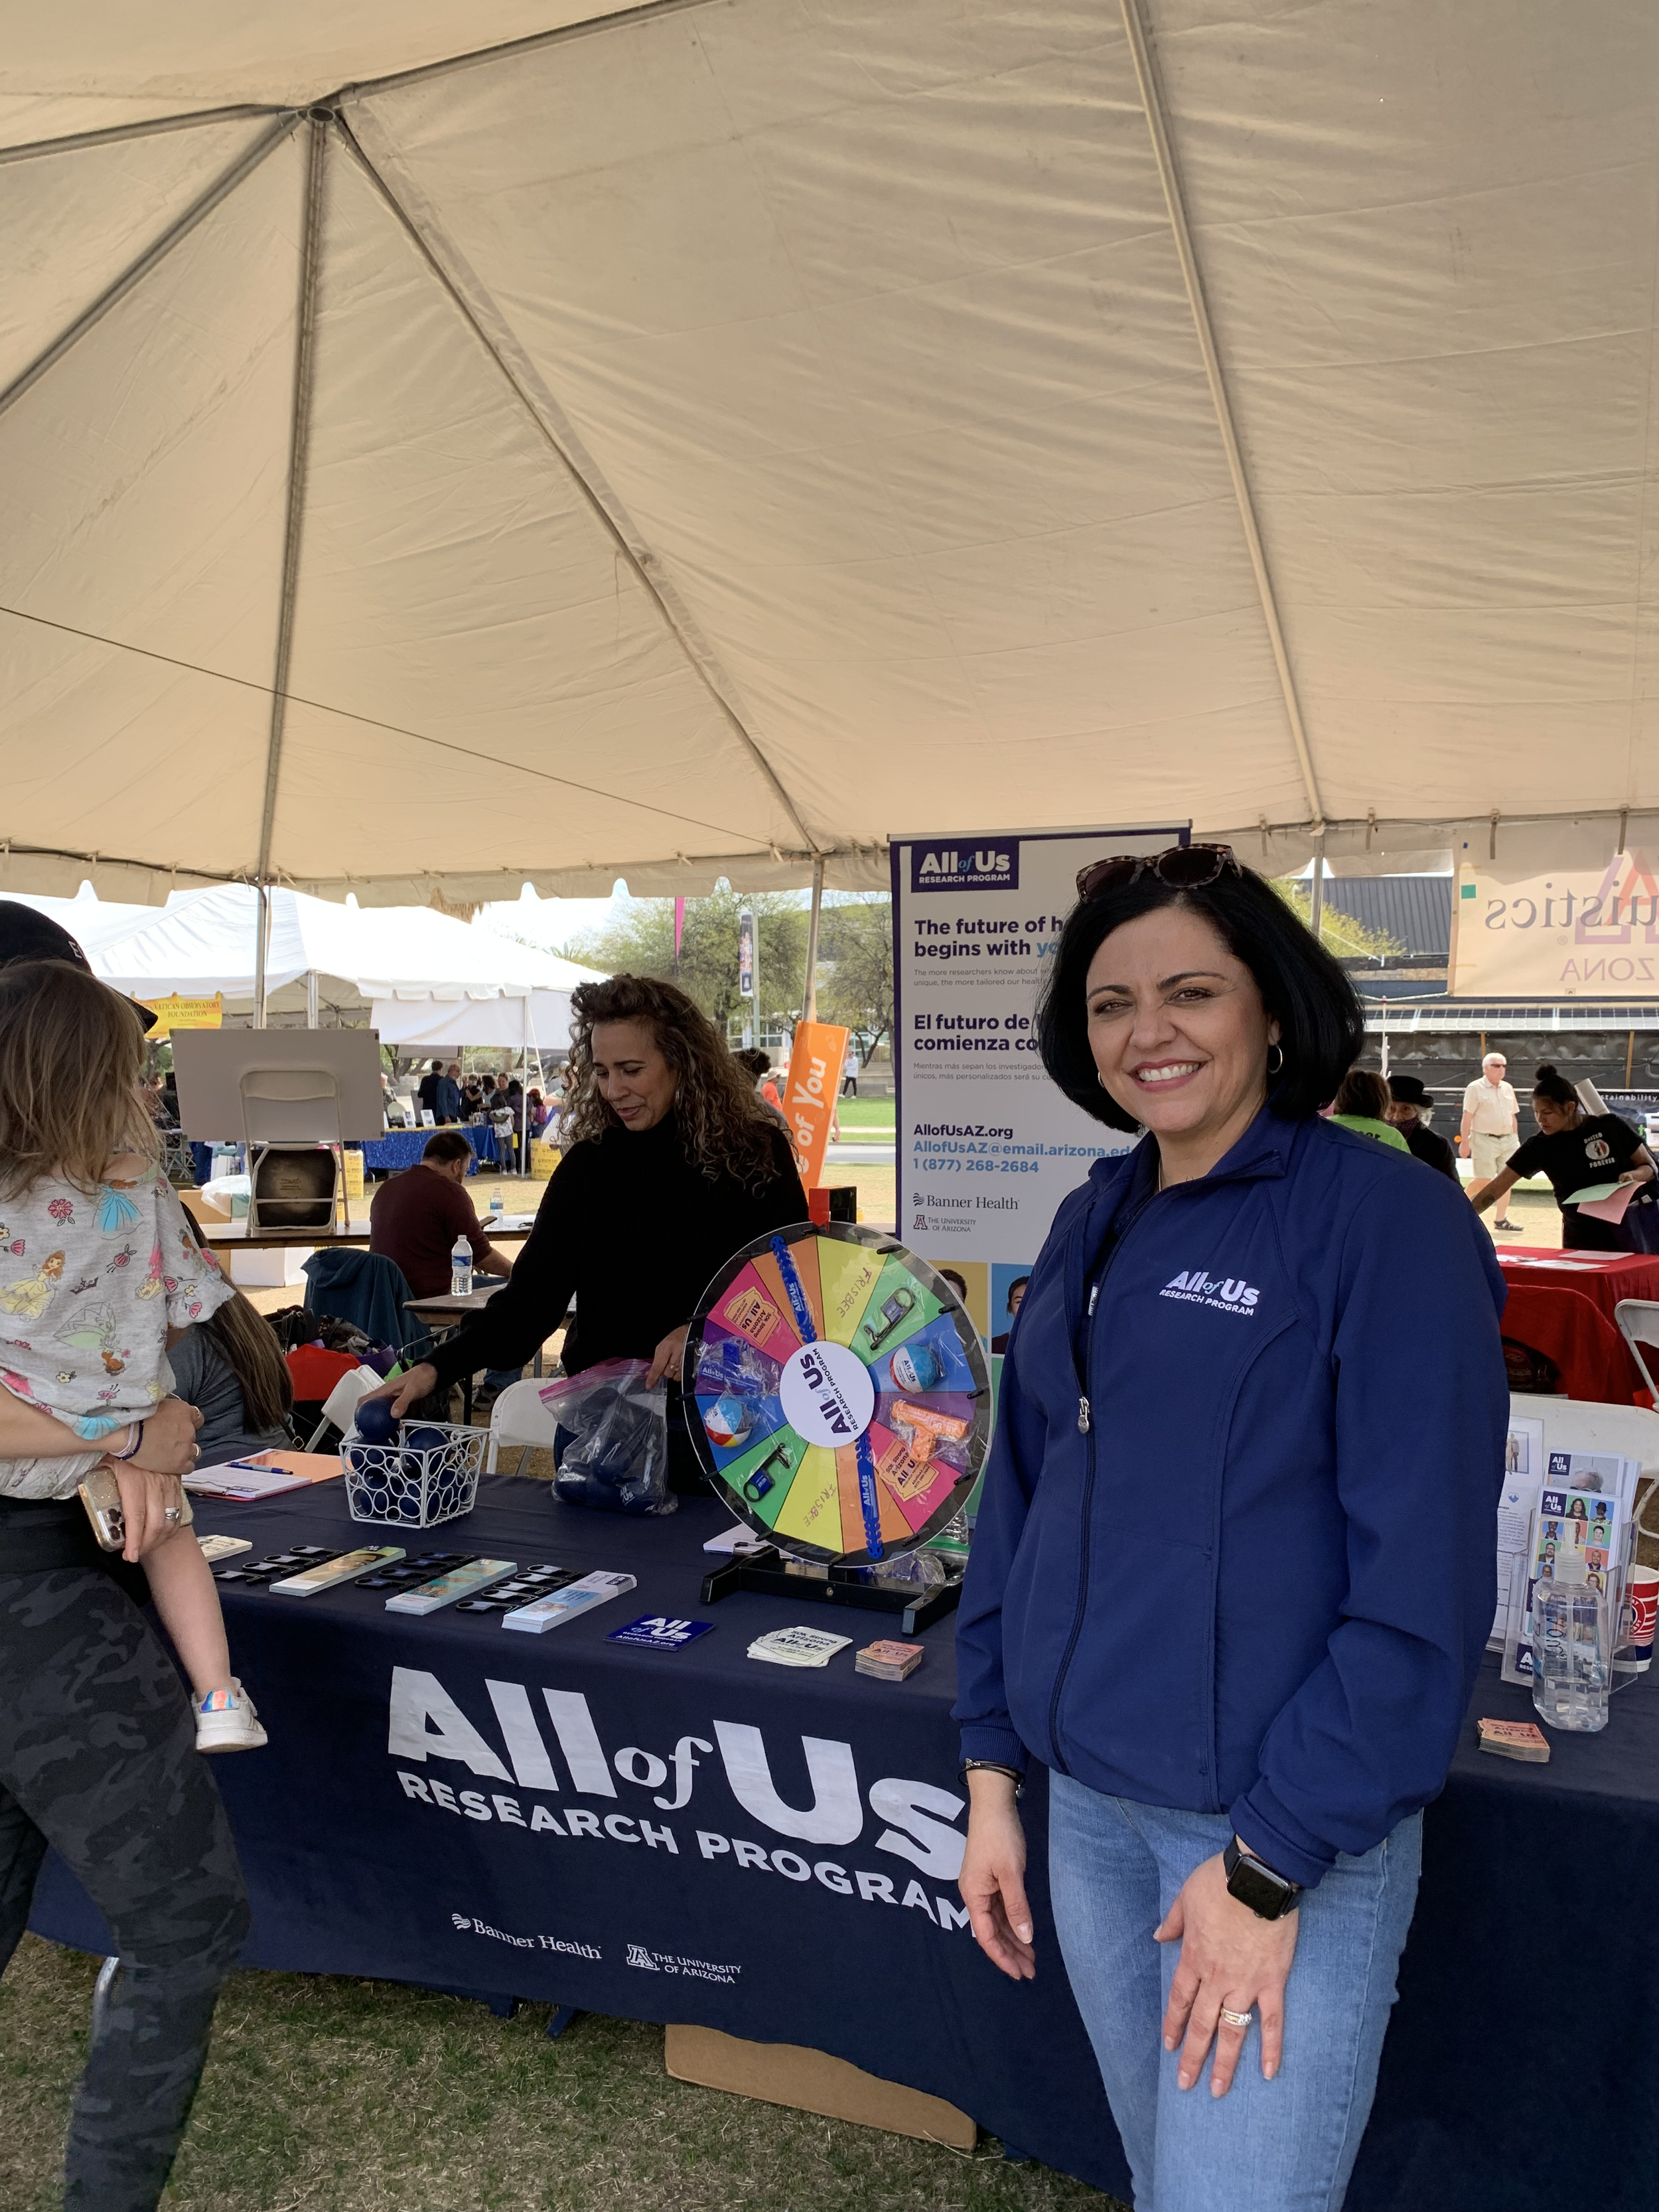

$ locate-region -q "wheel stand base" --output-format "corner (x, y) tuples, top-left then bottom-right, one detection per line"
(699, 1544), (962, 1636)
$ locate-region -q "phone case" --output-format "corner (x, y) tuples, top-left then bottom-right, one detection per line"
(77, 1463), (125, 1552)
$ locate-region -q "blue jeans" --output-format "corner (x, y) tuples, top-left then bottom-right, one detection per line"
(1047, 1775), (1421, 2212)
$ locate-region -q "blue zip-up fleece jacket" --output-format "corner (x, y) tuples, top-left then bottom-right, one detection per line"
(954, 1106), (1509, 1890)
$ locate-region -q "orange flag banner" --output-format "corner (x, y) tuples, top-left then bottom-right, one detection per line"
(781, 1021), (849, 1189)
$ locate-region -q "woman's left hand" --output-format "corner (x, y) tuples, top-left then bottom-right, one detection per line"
(1156, 1850), (1299, 2097)
(646, 1325), (690, 1389)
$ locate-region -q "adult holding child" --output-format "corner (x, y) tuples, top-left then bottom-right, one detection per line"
(954, 844), (1508, 2212)
(368, 976), (807, 1489)
(0, 956), (255, 2212)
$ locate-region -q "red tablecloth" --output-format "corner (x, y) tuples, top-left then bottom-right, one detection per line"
(1494, 1247), (1659, 1398)
(1497, 1284), (1642, 1403)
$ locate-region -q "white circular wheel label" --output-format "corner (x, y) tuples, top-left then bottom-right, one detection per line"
(778, 1338), (876, 1449)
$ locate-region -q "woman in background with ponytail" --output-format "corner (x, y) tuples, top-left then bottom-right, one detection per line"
(1471, 1065), (1656, 1248)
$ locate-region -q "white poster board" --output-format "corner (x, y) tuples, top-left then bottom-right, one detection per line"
(172, 1028), (386, 1142)
(889, 824), (1182, 1366)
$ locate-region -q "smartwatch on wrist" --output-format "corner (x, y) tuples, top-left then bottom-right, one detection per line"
(1223, 1836), (1303, 1920)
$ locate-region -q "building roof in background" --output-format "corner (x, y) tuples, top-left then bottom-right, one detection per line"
(1325, 875), (1451, 958)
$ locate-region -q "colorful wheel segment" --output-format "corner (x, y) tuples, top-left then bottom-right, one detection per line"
(687, 1222), (991, 1568)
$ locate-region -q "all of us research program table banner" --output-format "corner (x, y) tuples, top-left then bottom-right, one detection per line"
(889, 826), (1182, 1377)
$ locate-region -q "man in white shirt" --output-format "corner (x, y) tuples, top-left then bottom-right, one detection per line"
(1461, 1051), (1521, 1230)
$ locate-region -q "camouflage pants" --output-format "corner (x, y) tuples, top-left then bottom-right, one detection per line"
(0, 1566), (250, 2211)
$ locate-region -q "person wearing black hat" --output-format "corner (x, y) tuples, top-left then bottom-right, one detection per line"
(1387, 1076), (1458, 1181)
(0, 899), (157, 1033)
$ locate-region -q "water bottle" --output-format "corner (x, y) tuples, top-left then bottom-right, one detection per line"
(1531, 1546), (1611, 1733)
(490, 1194), (504, 1222)
(450, 1236), (474, 1297)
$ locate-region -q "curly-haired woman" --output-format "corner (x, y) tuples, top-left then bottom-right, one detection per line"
(372, 976), (807, 1488)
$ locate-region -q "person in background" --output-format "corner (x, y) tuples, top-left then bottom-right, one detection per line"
(526, 1088), (548, 1138)
(1327, 1068), (1411, 1152)
(166, 1284), (294, 1467)
(991, 1274), (1028, 1355)
(1470, 1065), (1656, 1250)
(435, 1061), (464, 1124)
(842, 1043), (860, 1098)
(1386, 1075), (1457, 1180)
(737, 1047), (790, 1132)
(462, 1074), (484, 1117)
(369, 1131), (511, 1300)
(416, 1059), (443, 1122)
(1461, 1051), (1520, 1229)
(954, 843), (1506, 2212)
(366, 976), (807, 1491)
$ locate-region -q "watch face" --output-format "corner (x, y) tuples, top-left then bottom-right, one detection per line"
(1228, 1854), (1294, 1920)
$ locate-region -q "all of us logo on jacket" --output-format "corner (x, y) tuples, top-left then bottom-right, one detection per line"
(1161, 1270), (1260, 1317)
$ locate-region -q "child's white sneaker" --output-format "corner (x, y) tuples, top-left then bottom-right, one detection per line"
(195, 1679), (267, 1753)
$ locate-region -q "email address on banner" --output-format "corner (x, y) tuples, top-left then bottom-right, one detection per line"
(911, 1138), (1108, 1159)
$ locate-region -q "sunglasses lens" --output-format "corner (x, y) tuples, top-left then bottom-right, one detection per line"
(1076, 856), (1139, 901)
(1155, 844), (1234, 888)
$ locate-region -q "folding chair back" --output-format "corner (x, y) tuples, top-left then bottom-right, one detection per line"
(484, 1376), (561, 1474)
(1614, 1299), (1659, 1402)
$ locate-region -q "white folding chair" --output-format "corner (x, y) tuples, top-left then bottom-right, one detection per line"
(1512, 1388), (1659, 1538)
(302, 1364), (386, 1452)
(484, 1376), (562, 1474)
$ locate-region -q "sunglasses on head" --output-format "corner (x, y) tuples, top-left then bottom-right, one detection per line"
(1074, 843), (1241, 903)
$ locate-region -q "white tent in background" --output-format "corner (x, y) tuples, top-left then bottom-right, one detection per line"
(4, 2), (1658, 903)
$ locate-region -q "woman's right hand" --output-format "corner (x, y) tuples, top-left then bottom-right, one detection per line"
(127, 1396), (202, 1477)
(364, 1364), (438, 1420)
(958, 1770), (1036, 1981)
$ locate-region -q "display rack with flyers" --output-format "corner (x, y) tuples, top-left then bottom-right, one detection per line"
(1499, 1437), (1642, 1690)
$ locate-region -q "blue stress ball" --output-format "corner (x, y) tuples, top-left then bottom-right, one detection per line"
(402, 1426), (449, 1457)
(354, 1396), (398, 1445)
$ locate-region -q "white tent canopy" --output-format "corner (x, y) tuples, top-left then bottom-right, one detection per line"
(5, 884), (603, 1027)
(5, 1), (1658, 900)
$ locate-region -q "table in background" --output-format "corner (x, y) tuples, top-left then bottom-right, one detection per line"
(358, 1126), (501, 1175)
(1496, 1248), (1659, 1398)
(28, 1481), (1659, 2211)
(404, 1280), (513, 1420)
(196, 1221), (533, 1256)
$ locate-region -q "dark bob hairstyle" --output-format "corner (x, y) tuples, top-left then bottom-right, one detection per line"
(1035, 860), (1364, 1131)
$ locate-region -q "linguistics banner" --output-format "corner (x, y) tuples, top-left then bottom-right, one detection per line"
(1451, 849), (1659, 997)
(890, 826), (1181, 1382)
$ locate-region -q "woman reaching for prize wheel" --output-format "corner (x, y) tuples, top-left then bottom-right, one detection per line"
(953, 844), (1508, 2212)
(366, 976), (807, 1491)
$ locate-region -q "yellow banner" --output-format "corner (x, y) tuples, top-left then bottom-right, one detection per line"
(138, 993), (223, 1041)
(782, 1021), (850, 1189)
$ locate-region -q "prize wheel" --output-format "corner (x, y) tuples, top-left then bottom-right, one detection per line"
(687, 1222), (991, 1568)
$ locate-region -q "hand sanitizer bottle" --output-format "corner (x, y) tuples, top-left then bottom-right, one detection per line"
(451, 1237), (474, 1297)
(1532, 1546), (1610, 1733)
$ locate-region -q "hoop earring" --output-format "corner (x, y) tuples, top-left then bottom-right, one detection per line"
(1098, 1073), (1108, 1088)
(1266, 1043), (1284, 1076)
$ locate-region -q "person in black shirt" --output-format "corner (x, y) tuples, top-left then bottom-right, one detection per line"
(369, 975), (808, 1487)
(1386, 1075), (1457, 1180)
(1471, 1063), (1656, 1249)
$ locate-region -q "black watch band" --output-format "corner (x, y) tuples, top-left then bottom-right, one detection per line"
(1223, 1836), (1303, 1920)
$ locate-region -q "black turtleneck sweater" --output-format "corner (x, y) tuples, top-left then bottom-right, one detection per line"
(427, 1112), (808, 1388)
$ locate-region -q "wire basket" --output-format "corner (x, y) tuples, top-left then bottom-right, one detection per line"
(341, 1420), (484, 1528)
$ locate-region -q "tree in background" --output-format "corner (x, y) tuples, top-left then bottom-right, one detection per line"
(567, 885), (807, 1036)
(1271, 879), (1403, 962)
(818, 897), (895, 1065)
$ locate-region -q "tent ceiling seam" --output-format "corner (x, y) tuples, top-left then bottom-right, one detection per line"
(255, 113), (328, 891)
(0, 113), (301, 419)
(0, 103), (287, 166)
(1118, 0), (1325, 830)
(342, 0), (724, 101)
(337, 106), (822, 857)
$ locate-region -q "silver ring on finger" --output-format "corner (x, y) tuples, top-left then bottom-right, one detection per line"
(1218, 2008), (1253, 2029)
(163, 1506), (180, 1522)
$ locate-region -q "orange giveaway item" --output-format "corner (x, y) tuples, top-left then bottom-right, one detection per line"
(782, 1021), (850, 1189)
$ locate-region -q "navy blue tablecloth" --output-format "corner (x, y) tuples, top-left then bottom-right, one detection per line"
(28, 1476), (1657, 2209)
(358, 1126), (499, 1174)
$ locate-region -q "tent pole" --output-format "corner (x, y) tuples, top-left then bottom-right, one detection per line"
(0, 117), (300, 419)
(254, 113), (328, 899)
(1118, 0), (1324, 833)
(802, 855), (826, 1025)
(305, 968), (319, 1026)
(1309, 836), (1326, 943)
(253, 885), (271, 1029)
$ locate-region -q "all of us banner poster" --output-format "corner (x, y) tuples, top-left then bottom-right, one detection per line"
(889, 824), (1185, 1467)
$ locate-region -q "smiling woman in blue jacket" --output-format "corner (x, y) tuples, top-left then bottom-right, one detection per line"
(954, 845), (1507, 2212)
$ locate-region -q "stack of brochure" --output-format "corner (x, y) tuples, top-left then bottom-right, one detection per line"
(1495, 1427), (1637, 1685)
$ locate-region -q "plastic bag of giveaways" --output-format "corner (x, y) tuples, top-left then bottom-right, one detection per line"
(540, 1358), (674, 1516)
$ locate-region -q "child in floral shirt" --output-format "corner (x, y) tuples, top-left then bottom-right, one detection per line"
(0, 968), (266, 1751)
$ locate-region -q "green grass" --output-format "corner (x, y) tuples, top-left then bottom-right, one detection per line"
(829, 1098), (895, 1130)
(1, 1937), (1119, 2211)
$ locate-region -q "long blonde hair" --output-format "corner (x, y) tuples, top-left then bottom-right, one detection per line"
(561, 974), (785, 1187)
(0, 960), (156, 1200)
